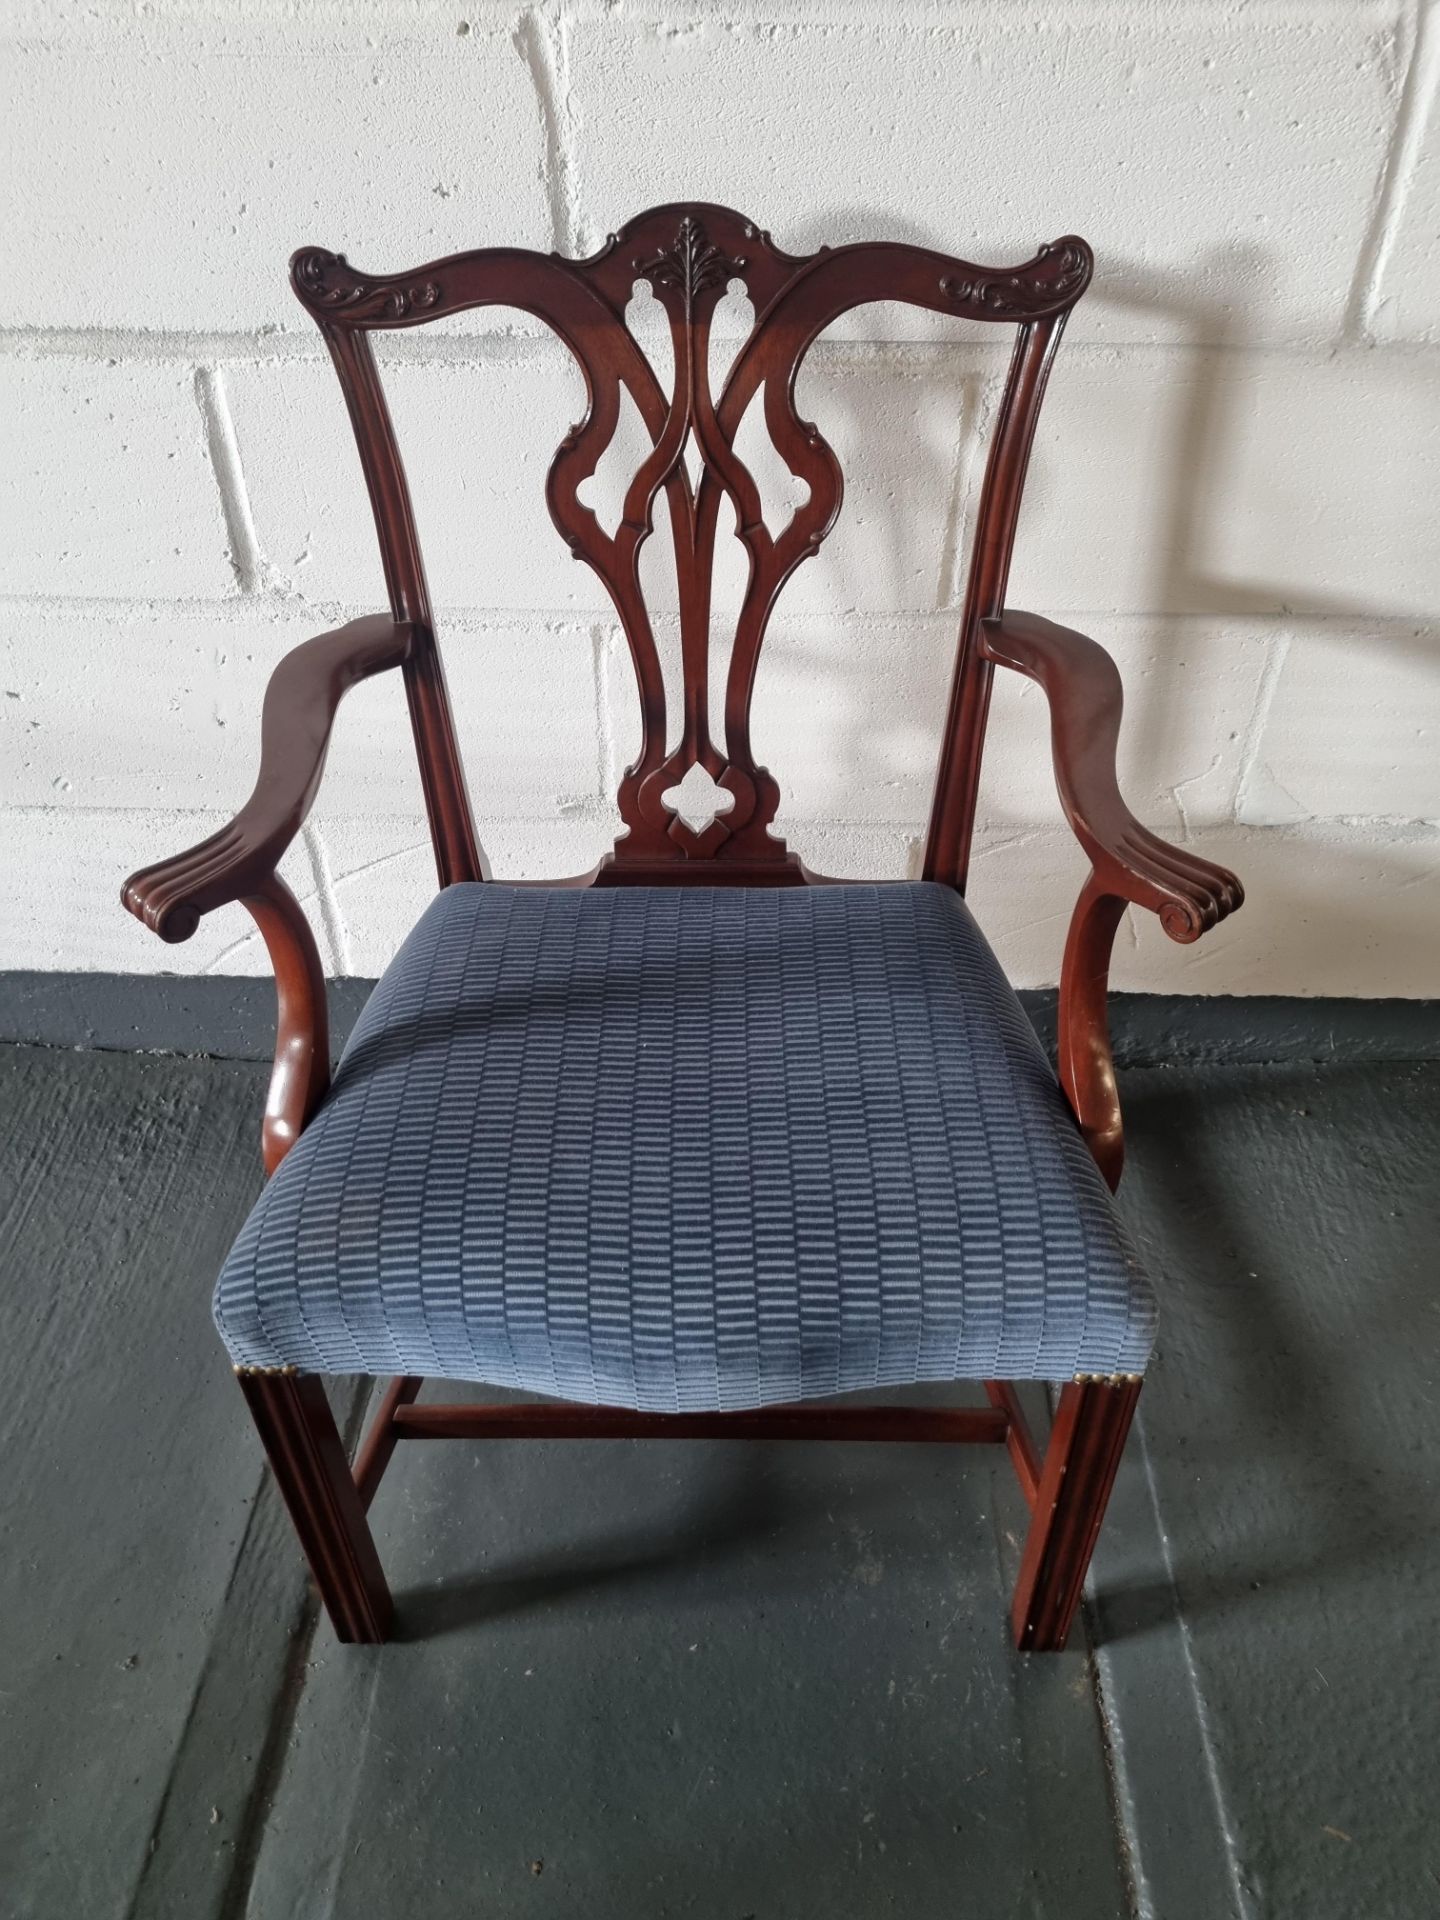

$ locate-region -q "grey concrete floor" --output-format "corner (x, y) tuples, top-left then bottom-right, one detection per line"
(1, 1043), (1436, 1919)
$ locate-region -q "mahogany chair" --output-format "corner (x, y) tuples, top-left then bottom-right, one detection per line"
(122, 204), (1241, 1653)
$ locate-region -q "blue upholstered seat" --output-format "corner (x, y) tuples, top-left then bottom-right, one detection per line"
(214, 883), (1155, 1406)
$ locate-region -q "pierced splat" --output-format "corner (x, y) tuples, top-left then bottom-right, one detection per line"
(662, 761), (738, 842)
(289, 203), (1096, 885)
(557, 209), (825, 875)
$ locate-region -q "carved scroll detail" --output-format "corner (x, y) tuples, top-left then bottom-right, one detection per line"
(293, 249), (441, 321)
(939, 241), (1091, 316)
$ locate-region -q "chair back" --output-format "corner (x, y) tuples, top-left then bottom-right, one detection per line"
(292, 204), (1092, 886)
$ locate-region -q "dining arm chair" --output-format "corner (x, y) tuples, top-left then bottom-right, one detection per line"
(122, 204), (1241, 1654)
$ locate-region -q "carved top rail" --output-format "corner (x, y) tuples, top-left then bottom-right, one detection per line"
(291, 204), (1093, 879)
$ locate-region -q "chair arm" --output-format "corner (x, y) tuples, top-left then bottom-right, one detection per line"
(979, 610), (1244, 1189)
(979, 611), (1242, 941)
(121, 615), (416, 943)
(120, 613), (415, 1172)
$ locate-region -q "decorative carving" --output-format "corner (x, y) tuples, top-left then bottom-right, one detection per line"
(939, 240), (1091, 316)
(632, 216), (747, 312)
(281, 210), (1099, 878)
(292, 249), (441, 321)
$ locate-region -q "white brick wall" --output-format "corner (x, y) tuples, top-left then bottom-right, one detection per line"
(2, 0), (1437, 998)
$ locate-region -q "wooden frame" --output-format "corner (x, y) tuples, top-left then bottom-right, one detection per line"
(123, 204), (1241, 1653)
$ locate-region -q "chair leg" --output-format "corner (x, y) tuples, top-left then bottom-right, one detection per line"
(236, 1368), (393, 1645)
(1010, 1376), (1140, 1653)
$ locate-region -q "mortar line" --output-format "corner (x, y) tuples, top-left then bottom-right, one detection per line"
(517, 5), (577, 255)
(591, 622), (616, 800)
(936, 370), (981, 608)
(1346, 0), (1440, 342)
(194, 366), (265, 594)
(950, 363), (1011, 604)
(303, 822), (353, 976)
(7, 797), (1437, 840)
(0, 588), (1433, 635)
(0, 324), (557, 366)
(1232, 631), (1293, 822)
(547, 0), (583, 254)
(1170, 752), (1223, 843)
(9, 322), (1438, 373)
(523, 0), (1382, 32)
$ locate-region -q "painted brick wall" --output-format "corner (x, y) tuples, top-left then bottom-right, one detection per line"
(3, 0), (1437, 996)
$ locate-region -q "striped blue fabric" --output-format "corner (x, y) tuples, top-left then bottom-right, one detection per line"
(214, 883), (1155, 1404)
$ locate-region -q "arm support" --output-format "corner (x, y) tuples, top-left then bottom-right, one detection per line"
(122, 615), (415, 942)
(979, 610), (1243, 1186)
(121, 614), (415, 1171)
(980, 611), (1242, 938)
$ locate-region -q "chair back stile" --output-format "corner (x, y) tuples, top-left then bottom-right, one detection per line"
(922, 317), (1067, 889)
(290, 204), (1092, 890)
(320, 324), (486, 888)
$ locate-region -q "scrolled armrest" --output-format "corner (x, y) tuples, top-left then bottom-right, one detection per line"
(122, 614), (415, 942)
(980, 609), (1244, 1188)
(979, 611), (1242, 940)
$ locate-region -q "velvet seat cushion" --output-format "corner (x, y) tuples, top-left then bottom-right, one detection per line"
(214, 882), (1155, 1409)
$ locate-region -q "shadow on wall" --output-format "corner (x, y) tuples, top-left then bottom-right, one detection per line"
(1097, 246), (1437, 796)
(726, 216), (1437, 993)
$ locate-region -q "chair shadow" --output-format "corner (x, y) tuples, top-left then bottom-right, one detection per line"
(389, 1458), (767, 1641)
(388, 1436), (934, 1642)
(1088, 1061), (1439, 1646)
